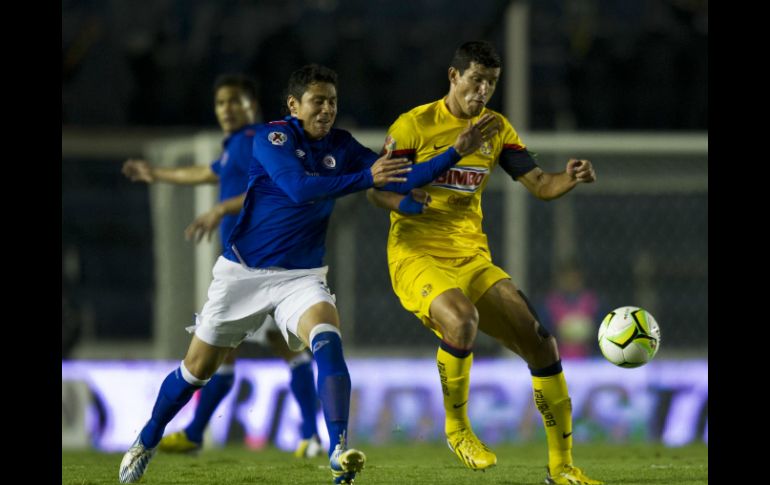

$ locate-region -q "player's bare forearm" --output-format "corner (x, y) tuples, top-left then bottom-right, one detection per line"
(519, 159), (595, 201)
(217, 194), (246, 216)
(366, 188), (404, 211)
(533, 171), (579, 200)
(153, 165), (219, 185)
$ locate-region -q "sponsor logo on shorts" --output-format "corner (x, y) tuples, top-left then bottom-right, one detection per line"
(421, 284), (433, 297)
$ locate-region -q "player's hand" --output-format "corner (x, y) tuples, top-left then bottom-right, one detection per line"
(566, 159), (596, 183)
(398, 188), (432, 215)
(453, 113), (500, 157)
(122, 159), (155, 183)
(184, 208), (223, 243)
(370, 144), (413, 187)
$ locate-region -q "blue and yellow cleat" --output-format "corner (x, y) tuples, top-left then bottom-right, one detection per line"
(446, 427), (497, 471)
(158, 430), (202, 454)
(329, 443), (367, 484)
(294, 434), (324, 458)
(545, 464), (604, 485)
(119, 435), (157, 483)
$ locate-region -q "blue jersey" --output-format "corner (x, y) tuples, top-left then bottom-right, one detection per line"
(210, 124), (258, 243)
(224, 116), (465, 270)
(224, 117), (377, 269)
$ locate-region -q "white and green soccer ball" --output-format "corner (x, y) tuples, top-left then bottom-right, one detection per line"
(598, 306), (661, 368)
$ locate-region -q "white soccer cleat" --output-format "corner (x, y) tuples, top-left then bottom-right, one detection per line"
(119, 435), (157, 483)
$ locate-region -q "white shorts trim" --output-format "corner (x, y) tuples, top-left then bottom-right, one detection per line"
(188, 256), (336, 350)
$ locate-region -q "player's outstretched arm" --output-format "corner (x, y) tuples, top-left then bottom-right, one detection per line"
(122, 158), (219, 185)
(259, 131), (412, 203)
(184, 193), (246, 243)
(377, 113), (501, 194)
(517, 158), (596, 201)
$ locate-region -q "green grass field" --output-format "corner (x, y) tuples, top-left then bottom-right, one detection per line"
(63, 443), (707, 485)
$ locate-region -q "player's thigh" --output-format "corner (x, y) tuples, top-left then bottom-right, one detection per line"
(274, 270), (338, 350)
(183, 335), (235, 380)
(475, 279), (548, 355)
(390, 254), (464, 338)
(262, 318), (305, 360)
(296, 301), (341, 346)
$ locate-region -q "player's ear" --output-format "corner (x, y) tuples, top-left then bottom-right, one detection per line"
(287, 96), (298, 116)
(448, 67), (459, 85)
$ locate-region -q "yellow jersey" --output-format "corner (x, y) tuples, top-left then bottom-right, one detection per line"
(385, 98), (536, 262)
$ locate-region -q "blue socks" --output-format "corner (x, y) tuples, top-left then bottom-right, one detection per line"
(140, 363), (209, 448)
(289, 355), (320, 439)
(311, 326), (351, 456)
(184, 366), (235, 443)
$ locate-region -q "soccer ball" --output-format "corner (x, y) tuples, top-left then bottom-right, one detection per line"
(597, 306), (661, 368)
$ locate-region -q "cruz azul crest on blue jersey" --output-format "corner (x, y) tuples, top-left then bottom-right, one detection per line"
(432, 166), (488, 192)
(269, 132), (288, 146)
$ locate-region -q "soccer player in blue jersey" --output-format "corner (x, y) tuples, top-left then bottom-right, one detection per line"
(119, 64), (498, 484)
(122, 74), (323, 459)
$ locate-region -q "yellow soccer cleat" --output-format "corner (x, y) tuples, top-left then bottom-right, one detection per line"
(157, 430), (202, 454)
(545, 464), (604, 485)
(446, 428), (497, 471)
(294, 434), (324, 458)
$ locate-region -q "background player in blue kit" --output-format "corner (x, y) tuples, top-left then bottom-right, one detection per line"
(119, 64), (497, 484)
(122, 74), (323, 458)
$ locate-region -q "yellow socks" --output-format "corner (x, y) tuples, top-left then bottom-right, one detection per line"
(436, 345), (473, 435)
(531, 368), (573, 470)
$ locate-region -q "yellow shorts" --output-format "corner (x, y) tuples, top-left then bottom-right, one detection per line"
(388, 252), (510, 339)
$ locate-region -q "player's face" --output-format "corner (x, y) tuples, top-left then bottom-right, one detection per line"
(448, 62), (500, 118)
(215, 86), (256, 135)
(288, 82), (337, 140)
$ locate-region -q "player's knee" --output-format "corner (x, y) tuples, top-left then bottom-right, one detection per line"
(183, 358), (218, 381)
(441, 304), (479, 345)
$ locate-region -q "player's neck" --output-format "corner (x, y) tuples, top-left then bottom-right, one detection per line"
(443, 95), (472, 120)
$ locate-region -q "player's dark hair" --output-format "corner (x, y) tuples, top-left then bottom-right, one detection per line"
(450, 41), (502, 73)
(213, 73), (259, 102)
(286, 64), (338, 102)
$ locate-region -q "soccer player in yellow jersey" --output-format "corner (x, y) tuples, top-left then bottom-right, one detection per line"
(367, 41), (602, 485)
